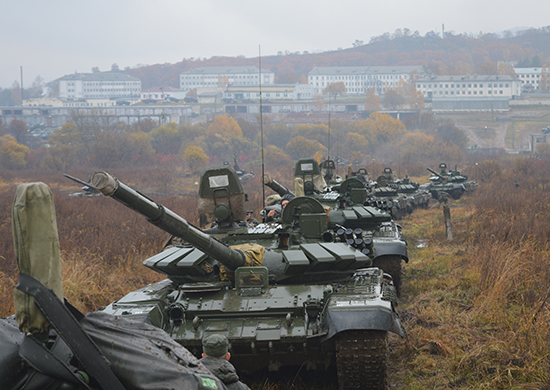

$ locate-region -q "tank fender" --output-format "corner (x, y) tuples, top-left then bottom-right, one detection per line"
(322, 306), (405, 340)
(373, 244), (409, 263)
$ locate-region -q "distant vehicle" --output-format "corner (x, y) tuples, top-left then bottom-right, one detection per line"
(165, 97), (179, 103)
(116, 100), (130, 106)
(184, 97), (198, 103)
(142, 99), (157, 104)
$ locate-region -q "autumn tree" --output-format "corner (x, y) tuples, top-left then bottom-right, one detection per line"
(198, 115), (246, 162)
(42, 144), (77, 170)
(292, 124), (330, 147)
(218, 76), (230, 89)
(497, 62), (517, 77)
(323, 82), (346, 100)
(0, 135), (30, 169)
(186, 89), (198, 98)
(381, 88), (406, 110)
(265, 145), (291, 168)
(182, 144), (209, 174)
(364, 88), (381, 111)
(397, 132), (435, 164)
(130, 118), (158, 133)
(207, 115), (243, 138)
(8, 119), (29, 144)
(285, 136), (327, 159)
(265, 122), (292, 150)
(149, 122), (182, 155)
(29, 75), (45, 98)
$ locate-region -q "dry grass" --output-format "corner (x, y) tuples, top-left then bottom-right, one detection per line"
(394, 156), (550, 389)
(3, 158), (550, 389)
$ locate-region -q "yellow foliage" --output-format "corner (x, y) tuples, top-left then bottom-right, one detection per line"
(50, 122), (81, 146)
(182, 144), (209, 174)
(0, 134), (30, 169)
(207, 115), (243, 138)
(313, 151), (323, 163)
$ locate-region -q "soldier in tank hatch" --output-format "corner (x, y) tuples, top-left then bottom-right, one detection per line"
(200, 334), (251, 390)
(263, 193), (295, 222)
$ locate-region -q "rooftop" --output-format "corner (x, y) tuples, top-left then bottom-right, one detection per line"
(182, 66), (272, 75)
(308, 66), (422, 76)
(58, 71), (140, 82)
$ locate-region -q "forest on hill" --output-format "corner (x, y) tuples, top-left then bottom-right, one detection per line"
(127, 27), (550, 89)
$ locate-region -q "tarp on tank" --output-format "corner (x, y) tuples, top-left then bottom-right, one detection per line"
(12, 182), (63, 334)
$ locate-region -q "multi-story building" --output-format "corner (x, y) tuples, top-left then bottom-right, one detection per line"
(55, 72), (141, 99)
(180, 66), (275, 92)
(223, 83), (316, 101)
(307, 66), (422, 95)
(416, 75), (522, 111)
(514, 67), (547, 91)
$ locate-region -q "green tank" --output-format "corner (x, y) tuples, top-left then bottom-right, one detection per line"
(265, 159), (409, 296)
(91, 171), (404, 390)
(421, 163), (469, 200)
(375, 168), (431, 213)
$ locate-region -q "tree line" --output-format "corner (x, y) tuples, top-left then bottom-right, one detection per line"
(0, 110), (470, 174)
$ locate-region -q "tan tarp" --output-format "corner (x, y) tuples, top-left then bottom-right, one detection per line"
(294, 178), (305, 197)
(12, 182), (63, 333)
(220, 243), (265, 281)
(198, 193), (246, 228)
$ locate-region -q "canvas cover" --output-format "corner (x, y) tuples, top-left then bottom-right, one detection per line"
(80, 312), (225, 390)
(198, 194), (246, 228)
(12, 182), (63, 334)
(220, 243), (265, 281)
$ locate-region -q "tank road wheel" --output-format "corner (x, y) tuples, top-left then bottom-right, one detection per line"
(335, 330), (389, 390)
(373, 256), (403, 296)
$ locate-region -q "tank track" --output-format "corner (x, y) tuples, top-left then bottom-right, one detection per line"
(335, 330), (389, 390)
(373, 256), (403, 296)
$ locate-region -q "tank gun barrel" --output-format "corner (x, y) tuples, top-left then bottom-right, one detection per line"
(64, 173), (98, 192)
(427, 167), (444, 179)
(263, 174), (293, 196)
(91, 171), (246, 271)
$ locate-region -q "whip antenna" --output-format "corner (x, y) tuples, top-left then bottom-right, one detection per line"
(259, 45), (265, 211)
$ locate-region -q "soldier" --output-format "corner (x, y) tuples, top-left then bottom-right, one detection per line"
(264, 193), (294, 222)
(200, 334), (251, 390)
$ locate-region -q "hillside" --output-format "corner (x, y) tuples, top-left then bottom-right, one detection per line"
(127, 27), (550, 89)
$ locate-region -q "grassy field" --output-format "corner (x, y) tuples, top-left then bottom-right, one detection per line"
(1, 157), (550, 389)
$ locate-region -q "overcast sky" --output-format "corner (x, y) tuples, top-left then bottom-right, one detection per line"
(1, 0), (549, 89)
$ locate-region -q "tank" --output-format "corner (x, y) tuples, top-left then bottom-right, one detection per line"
(446, 164), (478, 193)
(91, 171), (405, 390)
(265, 159), (409, 295)
(374, 168), (431, 213)
(421, 163), (467, 200)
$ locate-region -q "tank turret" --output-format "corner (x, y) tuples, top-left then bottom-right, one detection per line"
(92, 171), (377, 285)
(424, 166), (466, 200)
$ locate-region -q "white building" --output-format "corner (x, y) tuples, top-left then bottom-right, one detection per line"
(514, 67), (546, 91)
(56, 72), (141, 99)
(180, 66), (275, 92)
(223, 83), (316, 101)
(141, 86), (187, 102)
(416, 75), (522, 112)
(307, 66), (422, 95)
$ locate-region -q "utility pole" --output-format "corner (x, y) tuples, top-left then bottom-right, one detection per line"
(20, 66), (24, 105)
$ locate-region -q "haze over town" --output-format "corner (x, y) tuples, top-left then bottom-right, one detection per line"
(2, 0), (549, 89)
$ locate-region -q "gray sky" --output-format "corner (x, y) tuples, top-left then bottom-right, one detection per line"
(1, 0), (549, 89)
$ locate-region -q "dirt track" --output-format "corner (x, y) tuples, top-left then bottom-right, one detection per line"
(457, 122), (507, 149)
